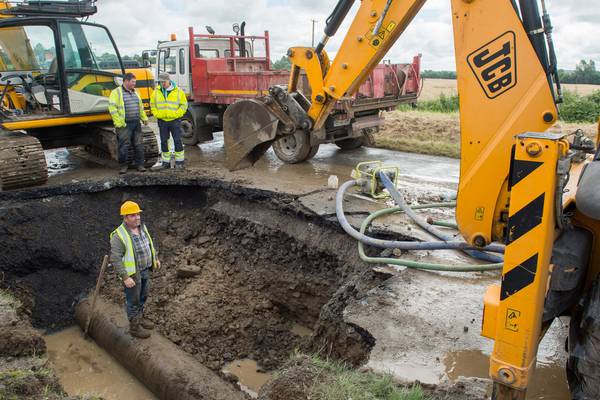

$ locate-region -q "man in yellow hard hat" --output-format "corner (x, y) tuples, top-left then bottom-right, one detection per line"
(109, 201), (161, 338)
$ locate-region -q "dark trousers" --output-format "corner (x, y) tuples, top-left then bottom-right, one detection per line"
(124, 268), (150, 321)
(158, 119), (184, 157)
(116, 120), (144, 167)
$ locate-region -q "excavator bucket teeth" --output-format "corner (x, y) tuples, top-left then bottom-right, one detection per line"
(223, 99), (280, 171)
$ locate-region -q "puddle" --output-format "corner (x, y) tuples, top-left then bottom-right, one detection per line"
(291, 323), (313, 337)
(222, 358), (274, 398)
(44, 326), (157, 400)
(45, 148), (76, 176)
(444, 350), (570, 400)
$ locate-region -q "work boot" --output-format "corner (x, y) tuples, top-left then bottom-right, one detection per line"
(175, 161), (185, 170)
(129, 318), (151, 339)
(119, 165), (128, 174)
(137, 165), (147, 172)
(140, 314), (154, 330)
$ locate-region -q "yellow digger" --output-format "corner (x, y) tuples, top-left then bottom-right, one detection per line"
(0, 0), (157, 190)
(223, 0), (600, 398)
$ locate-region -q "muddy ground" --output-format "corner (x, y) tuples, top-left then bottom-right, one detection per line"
(0, 169), (494, 400)
(0, 288), (96, 399)
(0, 132), (578, 400)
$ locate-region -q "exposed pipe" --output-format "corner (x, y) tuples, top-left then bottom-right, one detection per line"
(75, 298), (245, 400)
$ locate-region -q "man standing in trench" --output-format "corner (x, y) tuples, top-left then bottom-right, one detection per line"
(110, 201), (161, 338)
(108, 73), (149, 174)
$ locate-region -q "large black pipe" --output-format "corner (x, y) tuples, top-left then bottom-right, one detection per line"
(75, 298), (245, 400)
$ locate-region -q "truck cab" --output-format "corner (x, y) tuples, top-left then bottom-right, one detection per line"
(156, 36), (255, 96)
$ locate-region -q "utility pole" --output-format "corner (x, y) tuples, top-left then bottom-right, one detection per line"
(311, 19), (317, 47)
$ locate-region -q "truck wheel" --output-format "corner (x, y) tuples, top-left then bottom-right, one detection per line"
(335, 136), (365, 150)
(335, 128), (376, 150)
(567, 274), (600, 400)
(272, 131), (312, 164)
(181, 113), (198, 146)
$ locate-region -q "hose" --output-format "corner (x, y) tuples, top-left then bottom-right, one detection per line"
(358, 207), (503, 271)
(377, 172), (503, 263)
(336, 179), (505, 253)
(429, 220), (458, 229)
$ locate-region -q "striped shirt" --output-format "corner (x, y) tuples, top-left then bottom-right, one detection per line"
(129, 226), (153, 270)
(122, 87), (140, 122)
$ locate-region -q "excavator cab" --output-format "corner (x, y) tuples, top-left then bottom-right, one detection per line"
(0, 1), (158, 190)
(0, 6), (124, 122)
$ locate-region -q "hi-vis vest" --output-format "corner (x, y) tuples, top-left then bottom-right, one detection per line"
(110, 223), (156, 276)
(108, 86), (148, 128)
(150, 85), (187, 122)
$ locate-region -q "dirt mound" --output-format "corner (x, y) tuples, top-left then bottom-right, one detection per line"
(0, 328), (45, 357)
(258, 356), (321, 400)
(306, 269), (392, 366)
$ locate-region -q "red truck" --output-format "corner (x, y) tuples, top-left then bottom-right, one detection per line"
(145, 24), (421, 163)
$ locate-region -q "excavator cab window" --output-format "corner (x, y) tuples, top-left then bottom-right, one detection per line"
(58, 22), (123, 114)
(0, 23), (62, 116)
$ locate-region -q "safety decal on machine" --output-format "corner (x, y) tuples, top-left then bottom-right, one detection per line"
(467, 31), (517, 99)
(367, 20), (397, 49)
(505, 308), (521, 332)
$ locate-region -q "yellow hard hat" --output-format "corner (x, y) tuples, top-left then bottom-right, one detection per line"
(120, 201), (142, 216)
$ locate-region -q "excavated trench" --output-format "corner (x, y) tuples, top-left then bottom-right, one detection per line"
(0, 178), (381, 398)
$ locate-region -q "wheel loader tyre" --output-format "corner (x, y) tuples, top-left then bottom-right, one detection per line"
(567, 273), (600, 400)
(272, 131), (312, 164)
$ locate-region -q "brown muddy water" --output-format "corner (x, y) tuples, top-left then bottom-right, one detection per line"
(444, 350), (570, 400)
(223, 359), (273, 398)
(44, 326), (157, 400)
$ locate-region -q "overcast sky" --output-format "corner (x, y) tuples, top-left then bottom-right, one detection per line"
(92, 0), (599, 71)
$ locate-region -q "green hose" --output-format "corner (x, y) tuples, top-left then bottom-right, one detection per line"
(430, 220), (459, 229)
(358, 206), (503, 272)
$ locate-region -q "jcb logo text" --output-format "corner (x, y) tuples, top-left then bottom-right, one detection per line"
(468, 32), (517, 99)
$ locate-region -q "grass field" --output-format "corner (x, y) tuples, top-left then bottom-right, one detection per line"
(376, 109), (597, 159)
(419, 79), (600, 101)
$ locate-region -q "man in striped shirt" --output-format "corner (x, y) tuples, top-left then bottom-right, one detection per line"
(108, 73), (149, 174)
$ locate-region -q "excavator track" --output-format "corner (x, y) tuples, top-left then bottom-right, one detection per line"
(0, 131), (48, 191)
(86, 125), (159, 168)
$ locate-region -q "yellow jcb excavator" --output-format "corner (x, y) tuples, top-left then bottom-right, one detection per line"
(0, 0), (158, 190)
(223, 0), (600, 398)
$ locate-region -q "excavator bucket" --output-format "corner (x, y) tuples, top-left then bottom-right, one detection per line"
(223, 99), (280, 171)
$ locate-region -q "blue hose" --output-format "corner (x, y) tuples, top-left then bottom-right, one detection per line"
(336, 179), (505, 253)
(377, 172), (503, 263)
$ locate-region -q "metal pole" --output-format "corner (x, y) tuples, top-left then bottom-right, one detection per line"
(83, 254), (109, 339)
(311, 19), (317, 47)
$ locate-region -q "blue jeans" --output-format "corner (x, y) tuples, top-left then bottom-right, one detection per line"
(124, 268), (150, 321)
(117, 120), (144, 166)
